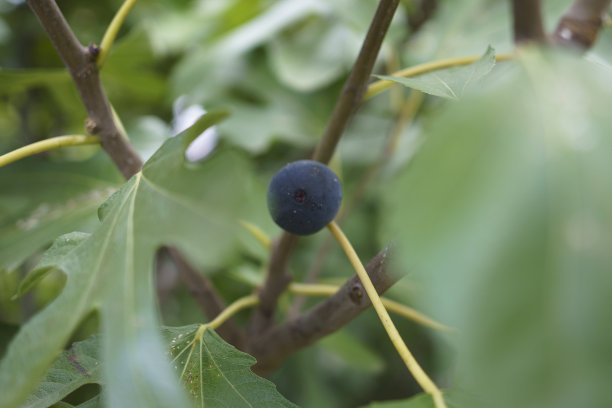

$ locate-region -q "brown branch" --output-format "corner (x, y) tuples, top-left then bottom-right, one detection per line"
(551, 0), (611, 50)
(246, 232), (298, 335)
(165, 247), (244, 348)
(248, 245), (395, 376)
(313, 0), (401, 164)
(247, 0), (401, 336)
(26, 0), (142, 179)
(286, 237), (334, 320)
(511, 0), (547, 44)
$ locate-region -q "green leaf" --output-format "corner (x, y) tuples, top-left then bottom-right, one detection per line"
(0, 113), (266, 408)
(375, 46), (496, 100)
(180, 109), (230, 148)
(23, 335), (102, 408)
(163, 326), (298, 407)
(267, 17), (354, 91)
(382, 50), (612, 408)
(0, 155), (122, 270)
(171, 0), (328, 99)
(214, 60), (330, 153)
(15, 232), (90, 298)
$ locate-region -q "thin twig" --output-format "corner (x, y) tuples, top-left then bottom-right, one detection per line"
(247, 232), (298, 335)
(203, 295), (259, 331)
(247, 0), (401, 337)
(551, 0), (611, 50)
(249, 245), (395, 375)
(285, 237), (334, 319)
(165, 247), (244, 348)
(313, 0), (401, 164)
(26, 0), (142, 179)
(511, 0), (547, 44)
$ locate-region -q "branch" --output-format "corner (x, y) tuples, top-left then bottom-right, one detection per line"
(26, 0), (142, 179)
(246, 232), (299, 335)
(313, 0), (401, 163)
(249, 245), (395, 375)
(552, 0), (611, 50)
(165, 247), (244, 348)
(511, 0), (547, 44)
(247, 0), (401, 336)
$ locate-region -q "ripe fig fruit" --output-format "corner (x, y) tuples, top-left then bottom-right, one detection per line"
(267, 160), (342, 235)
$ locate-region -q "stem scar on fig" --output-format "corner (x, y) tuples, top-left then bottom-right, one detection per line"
(294, 189), (307, 203)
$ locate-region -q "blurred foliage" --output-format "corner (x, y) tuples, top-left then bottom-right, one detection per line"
(1, 0), (612, 407)
(381, 49), (612, 408)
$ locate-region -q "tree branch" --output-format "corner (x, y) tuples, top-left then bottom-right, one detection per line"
(551, 0), (611, 50)
(247, 232), (299, 335)
(249, 245), (395, 375)
(313, 0), (401, 164)
(511, 0), (547, 44)
(26, 0), (142, 179)
(165, 247), (244, 348)
(247, 0), (400, 336)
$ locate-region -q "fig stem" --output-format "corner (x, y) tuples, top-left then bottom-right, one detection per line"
(327, 221), (447, 408)
(0, 135), (100, 168)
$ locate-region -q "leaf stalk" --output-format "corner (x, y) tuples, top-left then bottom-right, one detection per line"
(0, 135), (100, 168)
(365, 53), (514, 100)
(327, 221), (447, 408)
(98, 0), (140, 68)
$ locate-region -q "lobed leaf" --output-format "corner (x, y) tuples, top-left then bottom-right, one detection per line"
(0, 113), (269, 408)
(22, 335), (102, 408)
(0, 156), (121, 271)
(163, 326), (298, 407)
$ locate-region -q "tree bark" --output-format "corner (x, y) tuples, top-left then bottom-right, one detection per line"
(249, 246), (395, 375)
(552, 0), (611, 50)
(26, 0), (142, 179)
(511, 0), (547, 44)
